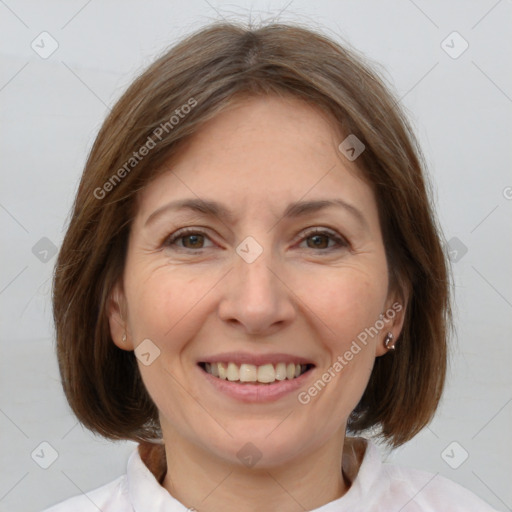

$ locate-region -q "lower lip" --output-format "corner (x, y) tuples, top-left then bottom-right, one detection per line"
(198, 365), (315, 403)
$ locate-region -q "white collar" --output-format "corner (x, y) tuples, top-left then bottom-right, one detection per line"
(126, 437), (379, 511)
(127, 441), (185, 511)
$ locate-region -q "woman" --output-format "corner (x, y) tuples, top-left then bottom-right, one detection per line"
(46, 21), (497, 511)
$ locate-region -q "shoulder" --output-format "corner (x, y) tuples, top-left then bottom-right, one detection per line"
(40, 442), (169, 512)
(376, 452), (497, 511)
(41, 474), (130, 512)
(340, 438), (498, 511)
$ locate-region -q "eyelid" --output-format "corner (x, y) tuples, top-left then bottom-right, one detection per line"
(164, 226), (349, 251)
(164, 227), (216, 249)
(294, 227), (349, 249)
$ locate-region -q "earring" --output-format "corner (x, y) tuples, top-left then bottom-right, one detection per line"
(384, 332), (395, 350)
(122, 333), (127, 343)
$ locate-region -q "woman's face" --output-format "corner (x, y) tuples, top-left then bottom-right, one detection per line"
(110, 95), (404, 467)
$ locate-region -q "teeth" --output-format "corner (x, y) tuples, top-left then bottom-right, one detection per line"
(257, 363), (275, 383)
(227, 362), (239, 381)
(203, 362), (308, 383)
(275, 362), (287, 381)
(218, 362), (227, 380)
(239, 363), (257, 382)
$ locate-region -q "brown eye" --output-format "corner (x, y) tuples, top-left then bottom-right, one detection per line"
(165, 229), (213, 250)
(306, 233), (330, 249)
(298, 229), (348, 252)
(180, 233), (205, 249)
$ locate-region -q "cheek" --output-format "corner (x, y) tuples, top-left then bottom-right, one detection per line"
(124, 265), (213, 343)
(304, 266), (388, 345)
(123, 269), (210, 424)
(301, 269), (387, 398)
(335, 280), (385, 338)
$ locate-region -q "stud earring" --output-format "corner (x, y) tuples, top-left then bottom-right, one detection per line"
(122, 333), (127, 343)
(384, 332), (395, 350)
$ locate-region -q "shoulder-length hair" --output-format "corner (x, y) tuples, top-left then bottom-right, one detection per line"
(53, 21), (451, 447)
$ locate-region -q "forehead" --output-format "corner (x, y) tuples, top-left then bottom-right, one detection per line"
(136, 95), (377, 225)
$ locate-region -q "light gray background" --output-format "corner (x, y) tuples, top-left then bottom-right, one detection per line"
(1, 1), (511, 511)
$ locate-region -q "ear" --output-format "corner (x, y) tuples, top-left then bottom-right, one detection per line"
(374, 289), (409, 357)
(107, 280), (134, 351)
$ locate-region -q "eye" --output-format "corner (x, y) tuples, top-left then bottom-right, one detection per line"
(165, 228), (214, 250)
(164, 227), (348, 252)
(296, 228), (348, 251)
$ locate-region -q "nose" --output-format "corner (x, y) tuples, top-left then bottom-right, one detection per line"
(218, 246), (296, 336)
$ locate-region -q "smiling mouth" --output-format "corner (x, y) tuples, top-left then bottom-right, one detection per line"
(198, 361), (315, 384)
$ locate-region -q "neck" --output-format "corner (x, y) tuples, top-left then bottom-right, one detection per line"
(157, 429), (351, 512)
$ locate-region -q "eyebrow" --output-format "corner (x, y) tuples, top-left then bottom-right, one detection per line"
(144, 197), (368, 229)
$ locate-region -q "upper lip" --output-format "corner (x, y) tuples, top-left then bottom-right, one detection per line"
(198, 352), (315, 366)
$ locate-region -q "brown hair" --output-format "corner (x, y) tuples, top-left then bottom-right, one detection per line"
(52, 21), (451, 447)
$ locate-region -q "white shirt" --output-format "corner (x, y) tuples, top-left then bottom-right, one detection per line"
(42, 437), (497, 511)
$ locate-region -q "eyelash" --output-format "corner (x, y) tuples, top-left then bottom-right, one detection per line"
(164, 227), (349, 253)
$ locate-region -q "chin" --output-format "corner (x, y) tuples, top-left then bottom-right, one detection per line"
(193, 418), (331, 469)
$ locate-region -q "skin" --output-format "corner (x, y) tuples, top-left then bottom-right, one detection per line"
(109, 95), (407, 512)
